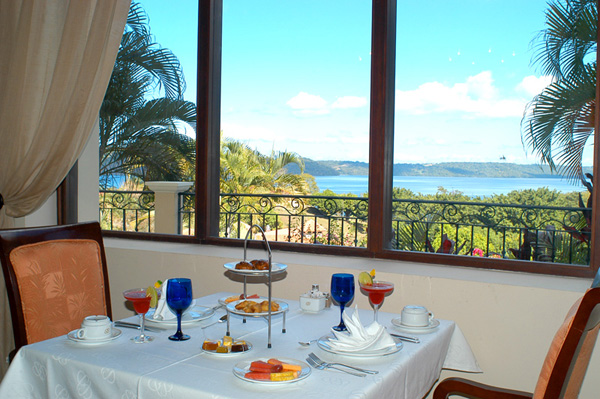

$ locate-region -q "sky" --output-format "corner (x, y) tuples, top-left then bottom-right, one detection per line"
(139, 0), (594, 166)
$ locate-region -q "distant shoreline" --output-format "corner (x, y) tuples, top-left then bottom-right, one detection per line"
(291, 160), (594, 180)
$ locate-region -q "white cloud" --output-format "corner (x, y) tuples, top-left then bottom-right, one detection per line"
(516, 75), (553, 97)
(331, 96), (368, 109)
(286, 92), (329, 115)
(395, 71), (528, 118)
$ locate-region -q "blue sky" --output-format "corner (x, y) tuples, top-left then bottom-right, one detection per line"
(139, 0), (593, 166)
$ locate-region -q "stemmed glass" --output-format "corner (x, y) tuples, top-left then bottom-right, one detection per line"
(330, 273), (355, 331)
(123, 288), (154, 343)
(167, 278), (193, 341)
(359, 281), (394, 323)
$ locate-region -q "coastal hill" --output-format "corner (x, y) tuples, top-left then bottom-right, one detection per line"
(291, 159), (594, 179)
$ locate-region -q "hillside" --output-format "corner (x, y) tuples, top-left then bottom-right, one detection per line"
(288, 159), (593, 179)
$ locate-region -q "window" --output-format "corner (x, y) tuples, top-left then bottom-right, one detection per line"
(390, 0), (596, 274)
(102, 0), (599, 278)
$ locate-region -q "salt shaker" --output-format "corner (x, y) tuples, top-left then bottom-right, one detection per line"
(300, 284), (327, 312)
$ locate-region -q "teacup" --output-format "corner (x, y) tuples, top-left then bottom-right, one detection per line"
(76, 315), (112, 340)
(401, 305), (434, 327)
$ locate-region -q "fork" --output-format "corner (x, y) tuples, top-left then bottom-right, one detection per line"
(308, 352), (379, 375)
(306, 356), (366, 377)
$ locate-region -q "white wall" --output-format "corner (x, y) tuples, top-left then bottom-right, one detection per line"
(104, 238), (599, 398)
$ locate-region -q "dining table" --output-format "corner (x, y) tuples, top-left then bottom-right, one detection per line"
(0, 291), (481, 399)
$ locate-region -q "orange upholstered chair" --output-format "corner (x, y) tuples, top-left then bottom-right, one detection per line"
(0, 222), (112, 358)
(433, 277), (600, 399)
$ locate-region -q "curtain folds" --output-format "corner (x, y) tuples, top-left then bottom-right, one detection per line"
(0, 0), (130, 377)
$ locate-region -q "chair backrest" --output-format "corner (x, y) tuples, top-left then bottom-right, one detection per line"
(533, 286), (600, 398)
(0, 222), (112, 352)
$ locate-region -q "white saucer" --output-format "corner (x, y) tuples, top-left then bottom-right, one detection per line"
(391, 318), (440, 334)
(67, 328), (122, 344)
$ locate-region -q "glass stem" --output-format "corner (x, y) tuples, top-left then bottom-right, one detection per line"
(139, 313), (146, 340)
(176, 310), (183, 336)
(373, 304), (380, 323)
(339, 302), (346, 328)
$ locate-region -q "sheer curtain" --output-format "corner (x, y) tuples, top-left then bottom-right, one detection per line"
(0, 0), (130, 376)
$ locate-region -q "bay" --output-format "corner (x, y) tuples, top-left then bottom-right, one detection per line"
(314, 175), (587, 197)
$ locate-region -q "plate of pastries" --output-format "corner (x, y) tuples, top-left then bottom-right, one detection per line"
(226, 297), (289, 317)
(224, 259), (287, 275)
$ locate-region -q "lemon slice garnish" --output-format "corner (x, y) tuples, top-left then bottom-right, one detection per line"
(146, 286), (158, 308)
(358, 271), (373, 286)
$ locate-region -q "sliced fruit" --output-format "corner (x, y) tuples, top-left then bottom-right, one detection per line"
(154, 280), (163, 289)
(370, 268), (376, 279)
(146, 286), (158, 308)
(358, 271), (373, 286)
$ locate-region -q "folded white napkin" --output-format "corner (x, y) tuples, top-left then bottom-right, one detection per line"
(152, 279), (196, 321)
(328, 305), (396, 352)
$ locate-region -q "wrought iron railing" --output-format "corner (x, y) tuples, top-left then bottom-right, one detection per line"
(99, 190), (155, 232)
(101, 190), (591, 265)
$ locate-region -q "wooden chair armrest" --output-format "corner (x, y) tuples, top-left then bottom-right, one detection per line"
(433, 377), (533, 399)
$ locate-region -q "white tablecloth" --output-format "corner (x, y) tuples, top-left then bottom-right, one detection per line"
(0, 292), (480, 399)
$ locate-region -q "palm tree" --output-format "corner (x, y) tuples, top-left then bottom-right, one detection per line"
(220, 137), (311, 195)
(521, 0), (596, 185)
(99, 2), (196, 188)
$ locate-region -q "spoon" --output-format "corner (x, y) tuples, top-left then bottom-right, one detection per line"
(298, 339), (317, 347)
(202, 314), (228, 329)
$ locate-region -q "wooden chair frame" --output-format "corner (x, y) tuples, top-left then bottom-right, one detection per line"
(0, 222), (112, 355)
(434, 284), (600, 399)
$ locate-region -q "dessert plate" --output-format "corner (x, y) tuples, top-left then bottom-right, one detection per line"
(218, 294), (260, 306)
(226, 298), (288, 317)
(145, 306), (215, 327)
(67, 328), (122, 344)
(202, 341), (253, 356)
(391, 318), (440, 334)
(317, 334), (403, 357)
(224, 262), (287, 275)
(233, 357), (311, 384)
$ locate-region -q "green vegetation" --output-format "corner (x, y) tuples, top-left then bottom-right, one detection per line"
(99, 2), (196, 189)
(287, 160), (593, 178)
(521, 0), (597, 184)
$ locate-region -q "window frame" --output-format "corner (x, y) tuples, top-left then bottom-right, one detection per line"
(102, 0), (600, 279)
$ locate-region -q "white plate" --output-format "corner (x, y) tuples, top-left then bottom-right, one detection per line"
(223, 262), (288, 275)
(201, 340), (253, 356)
(391, 318), (440, 334)
(226, 298), (288, 317)
(317, 334), (403, 357)
(67, 328), (122, 344)
(145, 306), (215, 327)
(218, 294), (260, 306)
(233, 357), (311, 384)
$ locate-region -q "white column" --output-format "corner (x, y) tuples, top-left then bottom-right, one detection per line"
(145, 181), (193, 234)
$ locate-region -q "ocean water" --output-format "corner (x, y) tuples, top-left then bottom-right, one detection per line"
(314, 175), (586, 197)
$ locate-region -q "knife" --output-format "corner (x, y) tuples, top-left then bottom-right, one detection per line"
(114, 321), (161, 333)
(390, 333), (420, 343)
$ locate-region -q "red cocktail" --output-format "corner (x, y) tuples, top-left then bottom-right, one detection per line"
(359, 281), (394, 322)
(124, 290), (152, 314)
(123, 288), (154, 343)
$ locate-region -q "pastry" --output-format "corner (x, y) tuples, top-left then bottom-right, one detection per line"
(250, 259), (269, 270)
(235, 261), (253, 270)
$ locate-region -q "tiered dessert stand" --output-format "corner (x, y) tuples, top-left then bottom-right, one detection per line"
(223, 224), (288, 348)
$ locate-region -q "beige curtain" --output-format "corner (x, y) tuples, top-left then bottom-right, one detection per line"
(0, 0), (130, 376)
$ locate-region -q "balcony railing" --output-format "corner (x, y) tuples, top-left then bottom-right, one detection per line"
(100, 190), (591, 265)
(100, 189), (155, 232)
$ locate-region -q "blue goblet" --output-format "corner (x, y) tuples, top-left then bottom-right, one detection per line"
(166, 278), (193, 341)
(330, 273), (355, 331)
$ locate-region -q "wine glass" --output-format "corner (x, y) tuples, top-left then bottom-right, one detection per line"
(123, 288), (154, 343)
(359, 280), (394, 323)
(330, 273), (355, 331)
(166, 278), (193, 341)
